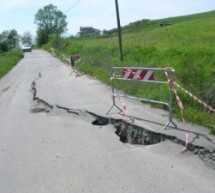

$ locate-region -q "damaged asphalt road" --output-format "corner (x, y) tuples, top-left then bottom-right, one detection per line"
(0, 50), (215, 193)
(31, 73), (215, 169)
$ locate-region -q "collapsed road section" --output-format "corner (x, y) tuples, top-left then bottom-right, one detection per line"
(30, 73), (215, 170)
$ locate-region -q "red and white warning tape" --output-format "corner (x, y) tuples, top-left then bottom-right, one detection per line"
(164, 72), (184, 110)
(181, 132), (189, 153)
(164, 72), (189, 152)
(117, 96), (126, 135)
(165, 70), (215, 152)
(173, 82), (215, 113)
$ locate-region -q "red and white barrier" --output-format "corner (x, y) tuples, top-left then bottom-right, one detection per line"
(108, 67), (177, 129)
(122, 68), (155, 81)
(109, 66), (214, 153)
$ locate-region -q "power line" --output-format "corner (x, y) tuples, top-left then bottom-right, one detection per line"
(65, 0), (81, 14)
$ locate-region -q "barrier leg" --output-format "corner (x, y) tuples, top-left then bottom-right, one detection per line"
(164, 120), (177, 130)
(106, 94), (123, 114)
(106, 79), (123, 114)
(164, 86), (177, 129)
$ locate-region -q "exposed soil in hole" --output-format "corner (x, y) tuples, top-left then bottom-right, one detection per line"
(114, 121), (165, 145)
(92, 117), (109, 126)
(90, 115), (167, 145)
(88, 112), (110, 126)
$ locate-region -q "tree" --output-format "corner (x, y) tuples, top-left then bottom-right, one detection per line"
(21, 31), (33, 45)
(8, 29), (20, 49)
(0, 29), (19, 52)
(0, 31), (9, 52)
(34, 4), (67, 47)
(36, 29), (49, 47)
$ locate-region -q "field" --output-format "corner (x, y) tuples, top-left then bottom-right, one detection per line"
(43, 10), (215, 133)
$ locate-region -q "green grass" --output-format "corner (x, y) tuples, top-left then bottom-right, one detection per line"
(43, 10), (215, 134)
(0, 49), (23, 79)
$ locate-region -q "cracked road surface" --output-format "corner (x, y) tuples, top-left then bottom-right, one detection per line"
(0, 50), (215, 193)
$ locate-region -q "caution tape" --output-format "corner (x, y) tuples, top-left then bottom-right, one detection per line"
(164, 72), (188, 152)
(173, 82), (215, 113)
(164, 72), (184, 110)
(165, 70), (215, 152)
(117, 96), (126, 135)
(181, 132), (189, 153)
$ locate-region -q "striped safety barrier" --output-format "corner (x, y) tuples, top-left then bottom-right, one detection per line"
(122, 68), (155, 81)
(107, 67), (177, 130)
(71, 55), (81, 63)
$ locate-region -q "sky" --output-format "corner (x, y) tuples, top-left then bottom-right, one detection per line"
(0, 0), (215, 37)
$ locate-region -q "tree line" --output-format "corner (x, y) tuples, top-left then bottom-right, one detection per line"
(0, 29), (33, 53)
(0, 4), (67, 53)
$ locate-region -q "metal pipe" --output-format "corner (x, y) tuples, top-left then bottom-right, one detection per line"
(115, 0), (123, 62)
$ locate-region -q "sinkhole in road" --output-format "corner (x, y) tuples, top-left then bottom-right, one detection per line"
(90, 112), (171, 145)
(30, 76), (215, 170)
(92, 116), (109, 126)
(90, 113), (215, 169)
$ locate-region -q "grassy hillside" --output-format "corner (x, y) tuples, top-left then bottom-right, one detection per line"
(43, 10), (215, 133)
(0, 49), (23, 79)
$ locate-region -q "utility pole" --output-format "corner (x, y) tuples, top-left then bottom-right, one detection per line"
(115, 0), (123, 62)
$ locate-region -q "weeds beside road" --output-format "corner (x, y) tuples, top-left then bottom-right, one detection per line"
(0, 48), (23, 79)
(43, 11), (215, 134)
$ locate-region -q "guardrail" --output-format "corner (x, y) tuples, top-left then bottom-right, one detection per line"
(106, 67), (177, 129)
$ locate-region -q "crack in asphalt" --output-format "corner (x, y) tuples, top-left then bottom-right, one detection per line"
(30, 73), (215, 170)
(0, 86), (10, 98)
(56, 105), (80, 115)
(31, 80), (53, 113)
(31, 73), (53, 113)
